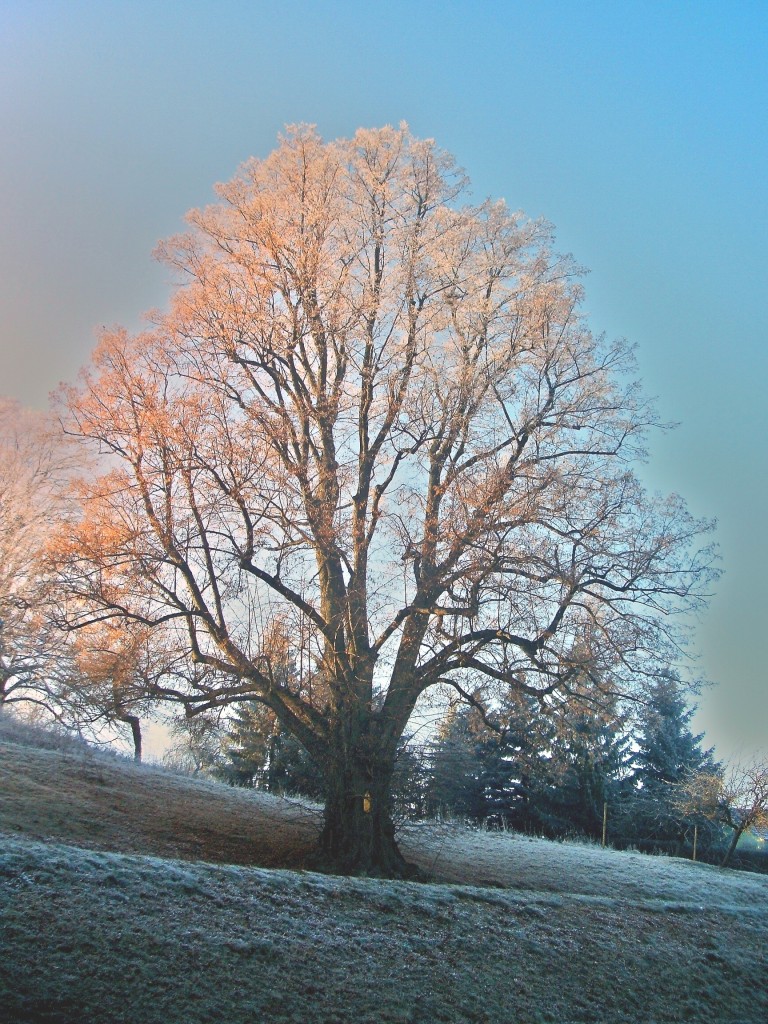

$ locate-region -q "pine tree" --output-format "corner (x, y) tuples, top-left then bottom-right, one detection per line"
(219, 702), (325, 798)
(540, 698), (634, 839)
(629, 673), (721, 852)
(481, 690), (553, 831)
(218, 703), (269, 787)
(425, 704), (486, 821)
(424, 692), (552, 830)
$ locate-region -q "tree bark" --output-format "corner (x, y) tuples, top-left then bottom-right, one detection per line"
(118, 713), (142, 763)
(721, 824), (744, 868)
(310, 745), (419, 878)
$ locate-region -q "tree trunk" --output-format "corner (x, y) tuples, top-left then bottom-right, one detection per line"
(118, 713), (142, 763)
(311, 749), (419, 879)
(721, 825), (744, 868)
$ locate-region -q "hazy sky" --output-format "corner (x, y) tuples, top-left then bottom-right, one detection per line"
(1, 0), (766, 760)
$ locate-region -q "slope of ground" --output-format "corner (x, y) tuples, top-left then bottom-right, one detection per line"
(0, 730), (320, 867)
(1, 722), (767, 1024)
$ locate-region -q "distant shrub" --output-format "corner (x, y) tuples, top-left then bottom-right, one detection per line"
(0, 710), (96, 755)
(722, 848), (768, 875)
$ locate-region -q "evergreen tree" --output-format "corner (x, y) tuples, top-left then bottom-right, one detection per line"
(217, 703), (269, 787)
(629, 673), (721, 852)
(425, 682), (638, 840)
(425, 703), (486, 821)
(539, 697), (634, 839)
(424, 692), (552, 830)
(219, 701), (325, 798)
(390, 738), (431, 820)
(480, 689), (553, 831)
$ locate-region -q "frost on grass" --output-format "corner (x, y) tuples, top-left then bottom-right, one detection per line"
(400, 819), (768, 912)
(1, 833), (767, 1024)
(0, 736), (321, 867)
(2, 730), (768, 1022)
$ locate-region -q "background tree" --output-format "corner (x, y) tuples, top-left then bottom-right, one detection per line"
(55, 125), (717, 876)
(424, 701), (487, 821)
(540, 698), (633, 839)
(62, 621), (163, 761)
(217, 700), (325, 797)
(389, 734), (432, 820)
(162, 711), (228, 776)
(424, 683), (632, 839)
(0, 400), (78, 719)
(714, 759), (768, 867)
(477, 688), (554, 830)
(425, 689), (551, 829)
(217, 702), (277, 787)
(676, 758), (768, 867)
(629, 673), (721, 853)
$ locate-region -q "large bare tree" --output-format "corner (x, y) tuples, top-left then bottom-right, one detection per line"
(55, 125), (717, 875)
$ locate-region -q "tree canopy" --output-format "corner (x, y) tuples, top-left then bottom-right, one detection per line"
(54, 125), (717, 874)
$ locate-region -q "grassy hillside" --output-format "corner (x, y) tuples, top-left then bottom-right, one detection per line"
(1, 720), (767, 1024)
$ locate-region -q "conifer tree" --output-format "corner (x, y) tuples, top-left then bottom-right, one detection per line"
(630, 674), (720, 851)
(219, 701), (325, 797)
(425, 703), (486, 821)
(425, 691), (550, 830)
(540, 697), (633, 839)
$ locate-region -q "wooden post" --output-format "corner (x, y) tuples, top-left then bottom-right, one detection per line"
(602, 801), (608, 848)
(692, 824), (698, 862)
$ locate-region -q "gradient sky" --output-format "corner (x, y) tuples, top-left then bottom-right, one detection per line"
(1, 0), (766, 760)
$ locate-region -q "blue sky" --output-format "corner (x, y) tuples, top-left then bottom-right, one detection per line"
(1, 0), (766, 760)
